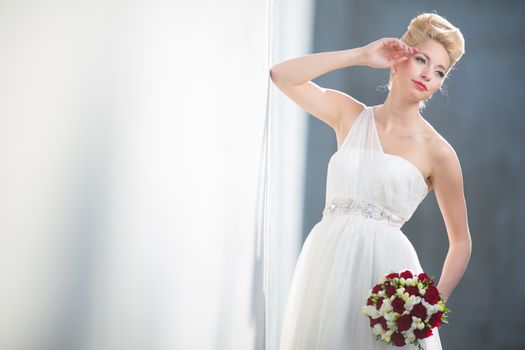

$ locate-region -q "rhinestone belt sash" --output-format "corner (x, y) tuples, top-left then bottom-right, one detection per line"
(322, 197), (405, 228)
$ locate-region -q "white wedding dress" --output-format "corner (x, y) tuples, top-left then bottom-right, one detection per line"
(279, 105), (443, 349)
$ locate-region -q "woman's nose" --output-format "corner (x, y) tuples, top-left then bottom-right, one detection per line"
(420, 71), (431, 81)
(421, 69), (430, 81)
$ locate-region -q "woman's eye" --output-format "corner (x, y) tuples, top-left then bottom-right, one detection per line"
(416, 56), (444, 77)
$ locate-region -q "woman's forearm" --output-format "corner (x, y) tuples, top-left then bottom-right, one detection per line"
(270, 47), (367, 86)
(436, 240), (472, 301)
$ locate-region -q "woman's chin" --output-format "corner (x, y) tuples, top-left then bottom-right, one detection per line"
(406, 89), (431, 103)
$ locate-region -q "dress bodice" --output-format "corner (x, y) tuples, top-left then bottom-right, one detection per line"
(323, 105), (429, 227)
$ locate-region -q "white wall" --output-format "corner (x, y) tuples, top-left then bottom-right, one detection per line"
(0, 0), (276, 349)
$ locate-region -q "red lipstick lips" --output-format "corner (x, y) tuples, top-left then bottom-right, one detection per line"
(412, 79), (427, 91)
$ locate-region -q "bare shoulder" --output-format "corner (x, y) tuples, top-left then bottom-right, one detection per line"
(423, 121), (469, 243)
(424, 124), (463, 186)
(425, 127), (459, 164)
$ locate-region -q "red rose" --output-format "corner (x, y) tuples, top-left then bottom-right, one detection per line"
(410, 303), (427, 319)
(380, 317), (389, 331)
(418, 272), (430, 281)
(391, 331), (406, 346)
(417, 272), (434, 285)
(385, 285), (396, 297)
(392, 297), (406, 314)
(370, 317), (381, 327)
(429, 311), (443, 328)
(372, 284), (382, 294)
(405, 285), (419, 296)
(396, 314), (412, 332)
(400, 270), (413, 279)
(414, 326), (433, 339)
(386, 272), (399, 279)
(423, 285), (441, 305)
(367, 297), (374, 305)
(376, 297), (384, 310)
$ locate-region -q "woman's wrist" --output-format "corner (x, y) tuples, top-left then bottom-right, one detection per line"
(437, 286), (450, 302)
(349, 46), (368, 67)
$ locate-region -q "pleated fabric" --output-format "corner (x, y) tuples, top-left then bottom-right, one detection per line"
(279, 106), (442, 350)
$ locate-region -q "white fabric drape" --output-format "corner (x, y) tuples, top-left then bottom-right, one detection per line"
(0, 1), (272, 349)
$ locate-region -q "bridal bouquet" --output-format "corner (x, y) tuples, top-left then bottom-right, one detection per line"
(361, 269), (450, 349)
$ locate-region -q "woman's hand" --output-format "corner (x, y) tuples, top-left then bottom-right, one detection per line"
(437, 285), (449, 303)
(360, 37), (419, 69)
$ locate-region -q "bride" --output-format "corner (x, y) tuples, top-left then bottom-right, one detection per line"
(271, 12), (472, 349)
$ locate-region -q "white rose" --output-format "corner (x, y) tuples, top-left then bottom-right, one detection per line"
(384, 312), (396, 321)
(361, 305), (373, 316)
(382, 329), (393, 342)
(405, 295), (421, 311)
(372, 324), (383, 336)
(380, 299), (392, 313)
(371, 309), (381, 319)
(411, 316), (424, 330)
(421, 299), (441, 316)
(405, 330), (416, 343)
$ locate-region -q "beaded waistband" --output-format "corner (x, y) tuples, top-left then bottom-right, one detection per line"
(322, 197), (405, 228)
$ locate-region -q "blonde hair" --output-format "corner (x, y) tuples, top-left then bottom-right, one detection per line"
(387, 11), (466, 109)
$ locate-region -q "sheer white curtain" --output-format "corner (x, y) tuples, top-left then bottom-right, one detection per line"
(267, 0), (315, 349)
(0, 0), (279, 349)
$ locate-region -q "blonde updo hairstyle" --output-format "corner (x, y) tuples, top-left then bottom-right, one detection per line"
(388, 12), (465, 109)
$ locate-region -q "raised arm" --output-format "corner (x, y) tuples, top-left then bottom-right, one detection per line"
(431, 138), (473, 301)
(269, 38), (420, 134)
(270, 48), (366, 132)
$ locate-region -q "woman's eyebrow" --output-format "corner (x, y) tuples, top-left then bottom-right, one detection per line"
(419, 51), (447, 70)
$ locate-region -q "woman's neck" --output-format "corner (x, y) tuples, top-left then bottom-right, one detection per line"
(376, 91), (423, 130)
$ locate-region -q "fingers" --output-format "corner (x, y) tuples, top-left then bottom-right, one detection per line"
(394, 56), (409, 64)
(385, 38), (419, 55)
(388, 55), (408, 65)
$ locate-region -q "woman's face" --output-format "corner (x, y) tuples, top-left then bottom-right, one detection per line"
(393, 38), (450, 101)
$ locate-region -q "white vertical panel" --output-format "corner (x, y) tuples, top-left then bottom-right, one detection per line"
(0, 0), (270, 349)
(267, 0), (315, 349)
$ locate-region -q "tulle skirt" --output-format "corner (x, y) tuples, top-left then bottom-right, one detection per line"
(279, 215), (443, 350)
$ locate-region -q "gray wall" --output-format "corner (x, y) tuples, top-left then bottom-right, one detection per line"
(302, 1), (525, 349)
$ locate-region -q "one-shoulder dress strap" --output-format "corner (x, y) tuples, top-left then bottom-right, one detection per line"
(338, 105), (382, 153)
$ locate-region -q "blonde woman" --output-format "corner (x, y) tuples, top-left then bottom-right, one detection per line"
(271, 12), (472, 349)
